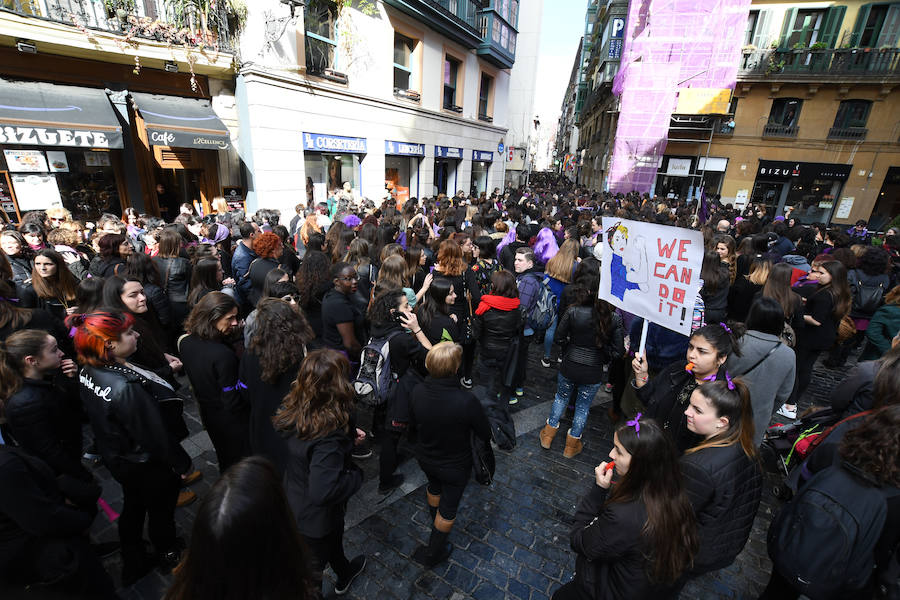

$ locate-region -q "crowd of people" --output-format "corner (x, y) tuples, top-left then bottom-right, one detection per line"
(0, 177), (898, 599)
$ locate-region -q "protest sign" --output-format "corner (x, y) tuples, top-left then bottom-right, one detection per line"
(599, 217), (704, 336)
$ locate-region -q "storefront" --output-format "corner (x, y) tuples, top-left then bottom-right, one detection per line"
(434, 145), (463, 196)
(130, 92), (230, 218)
(653, 156), (727, 199)
(751, 160), (852, 225)
(470, 150), (493, 197)
(384, 140), (424, 206)
(870, 167), (900, 231)
(303, 132), (366, 206)
(0, 78), (126, 221)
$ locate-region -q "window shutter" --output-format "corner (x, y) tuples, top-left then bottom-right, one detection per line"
(851, 4), (873, 46)
(752, 10), (772, 47)
(877, 4), (900, 46)
(819, 6), (847, 47)
(778, 8), (798, 49)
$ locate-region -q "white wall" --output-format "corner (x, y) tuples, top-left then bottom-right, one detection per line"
(505, 0), (544, 151)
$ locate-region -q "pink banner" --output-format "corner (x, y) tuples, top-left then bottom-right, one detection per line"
(609, 0), (751, 194)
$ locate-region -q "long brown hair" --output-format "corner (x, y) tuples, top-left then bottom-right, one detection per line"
(272, 349), (353, 439)
(545, 238), (579, 283)
(248, 298), (314, 383)
(817, 259), (852, 319)
(761, 262), (801, 319)
(0, 329), (50, 414)
(609, 417), (698, 583)
(839, 405), (900, 487)
(184, 291), (237, 341)
(30, 249), (77, 304)
(435, 239), (466, 277)
(684, 377), (757, 460)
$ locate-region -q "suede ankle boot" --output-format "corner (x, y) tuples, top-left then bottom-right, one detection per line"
(563, 431), (583, 458)
(539, 423), (559, 449)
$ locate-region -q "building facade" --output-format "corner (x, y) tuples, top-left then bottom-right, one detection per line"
(503, 0), (543, 186)
(554, 37), (583, 180)
(573, 0), (900, 227)
(237, 0), (524, 216)
(0, 0), (242, 220)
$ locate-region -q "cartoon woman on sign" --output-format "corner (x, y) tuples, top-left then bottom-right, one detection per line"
(607, 221), (648, 301)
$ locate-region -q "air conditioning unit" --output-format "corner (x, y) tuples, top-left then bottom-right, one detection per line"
(322, 69), (348, 84)
(395, 88), (421, 101)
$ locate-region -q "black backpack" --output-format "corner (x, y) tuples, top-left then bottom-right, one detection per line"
(768, 462), (895, 599)
(352, 331), (402, 407)
(852, 270), (885, 315)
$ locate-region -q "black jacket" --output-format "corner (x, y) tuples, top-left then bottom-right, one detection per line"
(680, 444), (762, 573)
(5, 377), (89, 482)
(409, 376), (491, 476)
(247, 257), (280, 307)
(282, 427), (363, 538)
(7, 254), (31, 284)
(555, 307), (624, 384)
(499, 240), (528, 273)
(569, 484), (676, 599)
(637, 361), (703, 454)
(473, 303), (523, 360)
(848, 269), (890, 319)
(143, 281), (172, 328)
(153, 256), (192, 304)
(0, 446), (93, 577)
(178, 335), (244, 412)
(88, 256), (125, 279)
(77, 364), (191, 478)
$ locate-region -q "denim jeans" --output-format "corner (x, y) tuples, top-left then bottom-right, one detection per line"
(547, 373), (601, 439)
(542, 317), (558, 359)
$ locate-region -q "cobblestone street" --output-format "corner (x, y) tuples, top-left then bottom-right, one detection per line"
(92, 343), (855, 600)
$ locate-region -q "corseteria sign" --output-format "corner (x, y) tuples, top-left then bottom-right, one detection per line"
(599, 218), (704, 336)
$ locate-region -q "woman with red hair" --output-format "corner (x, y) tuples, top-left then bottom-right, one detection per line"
(68, 311), (193, 585)
(432, 240), (480, 387)
(247, 231), (283, 307)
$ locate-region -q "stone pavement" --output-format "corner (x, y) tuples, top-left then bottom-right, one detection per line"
(89, 341), (856, 600)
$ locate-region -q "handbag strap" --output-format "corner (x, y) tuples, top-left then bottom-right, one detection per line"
(743, 341), (781, 375)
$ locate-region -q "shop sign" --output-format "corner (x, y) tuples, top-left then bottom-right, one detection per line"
(473, 150), (493, 162)
(0, 126), (118, 148)
(11, 174), (61, 210)
(46, 151), (69, 173)
(384, 140), (425, 156)
(666, 158), (691, 176)
(435, 146), (463, 159)
(148, 128), (229, 150)
(84, 151), (111, 167)
(835, 197), (854, 219)
(609, 39), (623, 59)
(758, 160), (851, 181)
(223, 186), (245, 212)
(303, 133), (367, 154)
(3, 149), (47, 172)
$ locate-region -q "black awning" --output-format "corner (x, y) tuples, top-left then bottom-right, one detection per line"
(130, 92), (230, 150)
(0, 78), (124, 149)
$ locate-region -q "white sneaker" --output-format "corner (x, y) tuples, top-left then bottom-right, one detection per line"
(776, 404), (797, 420)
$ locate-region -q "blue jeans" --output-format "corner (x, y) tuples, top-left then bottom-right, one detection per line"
(547, 373), (601, 439)
(542, 317), (558, 359)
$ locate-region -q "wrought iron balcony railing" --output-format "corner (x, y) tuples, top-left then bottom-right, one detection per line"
(827, 127), (868, 141)
(763, 123), (799, 138)
(739, 47), (900, 79)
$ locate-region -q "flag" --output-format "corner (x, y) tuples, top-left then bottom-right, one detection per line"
(697, 187), (709, 225)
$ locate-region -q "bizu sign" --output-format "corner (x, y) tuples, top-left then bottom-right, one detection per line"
(303, 133), (367, 154)
(0, 125), (119, 148)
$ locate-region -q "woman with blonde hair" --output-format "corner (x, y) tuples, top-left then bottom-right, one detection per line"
(374, 253), (421, 307)
(541, 238), (580, 367)
(728, 257), (770, 322)
(274, 349), (366, 595)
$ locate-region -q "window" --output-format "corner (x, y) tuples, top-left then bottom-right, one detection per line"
(860, 5), (889, 47)
(443, 56), (461, 110)
(855, 4), (900, 47)
(478, 73), (493, 120)
(305, 0), (337, 74)
(786, 9), (825, 48)
(833, 100), (872, 129)
(768, 98), (802, 127)
(510, 0), (519, 26)
(744, 11), (758, 46)
(393, 33), (415, 92)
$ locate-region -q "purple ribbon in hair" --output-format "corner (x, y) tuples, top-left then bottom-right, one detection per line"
(719, 322), (732, 334)
(626, 412), (642, 437)
(724, 372), (735, 390)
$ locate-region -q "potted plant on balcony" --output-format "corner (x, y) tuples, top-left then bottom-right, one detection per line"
(105, 0), (136, 29)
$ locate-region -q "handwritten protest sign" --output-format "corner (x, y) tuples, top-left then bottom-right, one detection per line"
(599, 217), (704, 336)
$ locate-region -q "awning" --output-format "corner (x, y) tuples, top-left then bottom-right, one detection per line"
(131, 92), (230, 150)
(0, 78), (124, 149)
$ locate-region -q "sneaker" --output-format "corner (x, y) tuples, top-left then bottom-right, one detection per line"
(515, 387), (524, 397)
(181, 470), (202, 486)
(557, 357), (562, 364)
(508, 397), (518, 405)
(351, 445), (373, 459)
(176, 490), (197, 507)
(460, 377), (473, 389)
(776, 404), (797, 420)
(541, 356), (551, 368)
(156, 549), (182, 575)
(378, 473), (404, 494)
(334, 555), (366, 595)
(604, 383), (614, 393)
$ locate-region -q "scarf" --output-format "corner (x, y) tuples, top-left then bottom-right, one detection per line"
(475, 294), (520, 315)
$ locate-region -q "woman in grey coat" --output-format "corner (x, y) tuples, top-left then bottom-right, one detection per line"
(726, 297), (796, 445)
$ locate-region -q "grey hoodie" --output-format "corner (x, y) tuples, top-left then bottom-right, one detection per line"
(780, 254), (810, 272)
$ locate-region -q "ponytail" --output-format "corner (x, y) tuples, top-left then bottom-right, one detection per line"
(685, 375), (757, 459)
(0, 330), (52, 415)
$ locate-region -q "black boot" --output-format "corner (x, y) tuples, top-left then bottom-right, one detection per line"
(412, 527), (452, 567)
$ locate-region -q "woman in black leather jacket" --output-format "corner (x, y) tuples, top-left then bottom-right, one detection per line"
(540, 286), (624, 459)
(273, 349), (366, 596)
(153, 228), (192, 331)
(472, 270), (523, 402)
(68, 310), (193, 585)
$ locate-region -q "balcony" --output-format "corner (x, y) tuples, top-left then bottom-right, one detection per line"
(739, 48), (900, 82)
(477, 10), (516, 68)
(384, 0), (482, 49)
(763, 123), (798, 138)
(1, 0), (237, 52)
(828, 127), (868, 141)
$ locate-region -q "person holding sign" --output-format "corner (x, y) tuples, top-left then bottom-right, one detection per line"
(631, 323), (741, 454)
